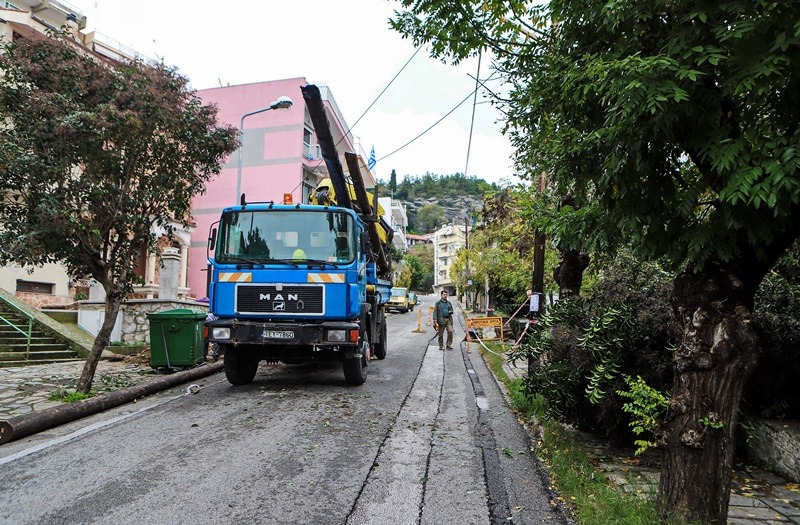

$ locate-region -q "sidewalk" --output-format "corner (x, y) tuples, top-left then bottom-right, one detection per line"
(0, 354), (158, 420)
(499, 358), (800, 525)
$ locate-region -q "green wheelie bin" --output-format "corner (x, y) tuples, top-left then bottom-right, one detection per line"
(147, 308), (207, 370)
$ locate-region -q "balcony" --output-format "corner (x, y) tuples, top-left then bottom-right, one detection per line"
(83, 31), (158, 65)
(303, 142), (321, 161)
(8, 0), (86, 29)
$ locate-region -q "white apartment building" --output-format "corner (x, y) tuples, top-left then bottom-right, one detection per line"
(378, 197), (408, 253)
(432, 223), (468, 296)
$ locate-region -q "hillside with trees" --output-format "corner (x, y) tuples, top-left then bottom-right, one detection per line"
(376, 171), (497, 233)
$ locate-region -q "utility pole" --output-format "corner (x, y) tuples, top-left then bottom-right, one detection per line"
(530, 171), (547, 317)
(529, 171), (547, 373)
(464, 215), (470, 311)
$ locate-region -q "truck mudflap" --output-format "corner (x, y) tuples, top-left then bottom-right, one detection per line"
(206, 318), (360, 348)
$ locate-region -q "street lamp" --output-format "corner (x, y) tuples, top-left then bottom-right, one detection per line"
(236, 95), (293, 199)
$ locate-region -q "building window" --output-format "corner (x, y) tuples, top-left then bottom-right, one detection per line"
(16, 280), (54, 294)
(303, 127), (319, 160)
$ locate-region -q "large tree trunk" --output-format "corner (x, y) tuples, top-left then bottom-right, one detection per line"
(658, 261), (759, 525)
(77, 293), (124, 393)
(553, 248), (589, 298)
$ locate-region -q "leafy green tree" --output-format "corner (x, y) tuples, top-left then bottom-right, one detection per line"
(392, 2), (800, 523)
(408, 243), (435, 292)
(0, 34), (238, 393)
(454, 187), (558, 313)
(395, 263), (413, 289)
(389, 169), (398, 196)
(416, 203), (446, 233)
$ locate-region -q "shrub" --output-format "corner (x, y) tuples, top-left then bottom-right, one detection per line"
(510, 249), (676, 447)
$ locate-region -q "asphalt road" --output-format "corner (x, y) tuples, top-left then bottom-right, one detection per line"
(0, 298), (566, 525)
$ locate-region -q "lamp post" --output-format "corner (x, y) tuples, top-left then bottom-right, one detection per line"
(236, 95), (293, 199)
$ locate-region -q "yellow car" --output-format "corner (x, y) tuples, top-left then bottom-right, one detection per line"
(387, 287), (410, 313)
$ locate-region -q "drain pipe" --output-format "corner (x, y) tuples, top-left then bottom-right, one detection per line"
(0, 361), (223, 446)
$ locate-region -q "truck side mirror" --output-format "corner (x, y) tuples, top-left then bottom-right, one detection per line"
(209, 228), (217, 251)
(360, 235), (367, 255)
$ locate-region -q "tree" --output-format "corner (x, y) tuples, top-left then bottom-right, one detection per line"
(0, 34), (238, 393)
(392, 2), (800, 524)
(408, 244), (435, 292)
(389, 169), (398, 196)
(457, 187), (548, 311)
(395, 263), (413, 289)
(416, 203), (446, 233)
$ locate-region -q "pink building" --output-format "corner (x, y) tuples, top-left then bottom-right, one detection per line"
(188, 78), (375, 298)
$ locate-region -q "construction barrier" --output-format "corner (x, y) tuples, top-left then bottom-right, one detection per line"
(427, 306), (434, 326)
(412, 307), (426, 333)
(466, 316), (505, 352)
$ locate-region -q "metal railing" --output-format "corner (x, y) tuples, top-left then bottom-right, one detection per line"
(0, 295), (33, 360)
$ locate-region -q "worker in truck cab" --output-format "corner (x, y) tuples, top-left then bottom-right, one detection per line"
(433, 290), (454, 351)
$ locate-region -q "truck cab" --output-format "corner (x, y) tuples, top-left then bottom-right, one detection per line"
(205, 202), (389, 385)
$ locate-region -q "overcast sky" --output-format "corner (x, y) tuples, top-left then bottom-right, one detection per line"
(66, 0), (519, 186)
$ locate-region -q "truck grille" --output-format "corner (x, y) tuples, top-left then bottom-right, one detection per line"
(236, 284), (325, 315)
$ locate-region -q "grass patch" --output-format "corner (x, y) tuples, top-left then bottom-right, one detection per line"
(479, 342), (509, 384)
(477, 342), (694, 525)
(49, 388), (94, 402)
(538, 420), (666, 525)
(47, 372), (140, 403)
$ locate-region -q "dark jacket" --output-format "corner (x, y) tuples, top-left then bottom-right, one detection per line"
(433, 299), (453, 325)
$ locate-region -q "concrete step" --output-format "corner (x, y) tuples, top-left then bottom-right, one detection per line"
(0, 334), (66, 350)
(0, 342), (73, 353)
(0, 320), (34, 331)
(0, 357), (83, 367)
(0, 350), (79, 362)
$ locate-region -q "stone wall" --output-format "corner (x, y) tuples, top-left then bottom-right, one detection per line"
(747, 420), (800, 483)
(16, 291), (77, 309)
(80, 299), (208, 345)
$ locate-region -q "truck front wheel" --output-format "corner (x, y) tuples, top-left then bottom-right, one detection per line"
(372, 321), (387, 360)
(343, 341), (368, 385)
(224, 346), (259, 385)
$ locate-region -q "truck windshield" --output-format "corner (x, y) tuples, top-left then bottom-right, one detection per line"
(391, 288), (406, 297)
(216, 210), (356, 265)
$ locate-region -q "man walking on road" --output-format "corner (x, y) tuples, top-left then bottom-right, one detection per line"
(433, 290), (454, 350)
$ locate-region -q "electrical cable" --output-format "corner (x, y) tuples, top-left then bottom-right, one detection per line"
(463, 50), (482, 177)
(376, 69), (498, 164)
(306, 44), (425, 178)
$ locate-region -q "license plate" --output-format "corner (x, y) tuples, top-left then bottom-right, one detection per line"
(263, 330), (294, 340)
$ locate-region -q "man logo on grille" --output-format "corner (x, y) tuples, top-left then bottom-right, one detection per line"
(260, 293), (298, 301)
(273, 302), (286, 311)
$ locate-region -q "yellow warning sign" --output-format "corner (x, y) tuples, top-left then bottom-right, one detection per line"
(467, 317), (503, 329)
(466, 316), (505, 350)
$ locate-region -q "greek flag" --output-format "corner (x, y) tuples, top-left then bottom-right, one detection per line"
(367, 146), (376, 170)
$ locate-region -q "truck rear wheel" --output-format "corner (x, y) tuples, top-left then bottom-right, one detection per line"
(373, 321), (387, 360)
(224, 347), (258, 385)
(343, 341), (368, 385)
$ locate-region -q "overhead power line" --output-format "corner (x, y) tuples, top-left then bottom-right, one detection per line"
(464, 50), (482, 177)
(377, 69), (498, 164)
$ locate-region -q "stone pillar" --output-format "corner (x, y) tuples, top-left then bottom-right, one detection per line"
(88, 279), (106, 301)
(179, 244), (189, 297)
(146, 253), (157, 299)
(159, 247), (181, 300)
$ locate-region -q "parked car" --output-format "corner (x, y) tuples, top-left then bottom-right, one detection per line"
(387, 287), (410, 313)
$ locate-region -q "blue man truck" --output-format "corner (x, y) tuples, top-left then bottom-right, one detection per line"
(204, 85), (393, 385)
